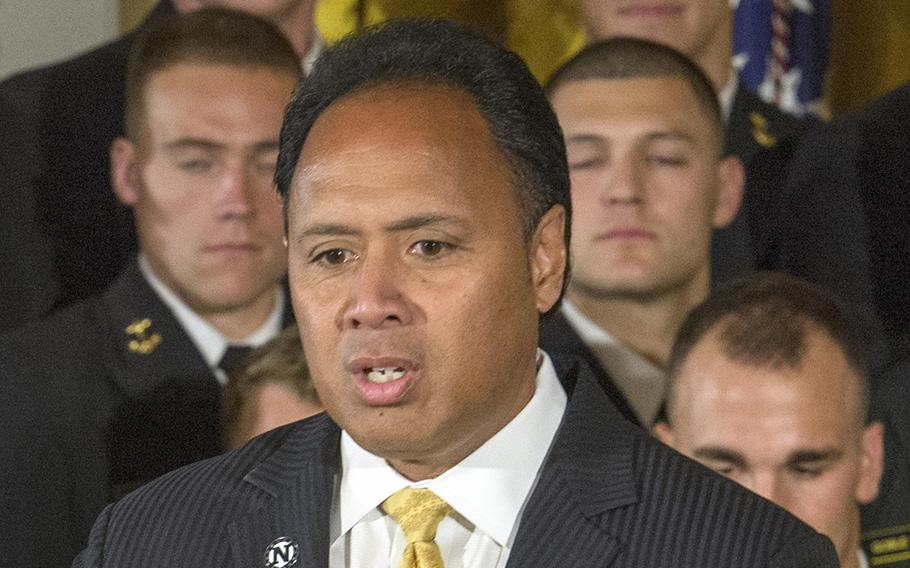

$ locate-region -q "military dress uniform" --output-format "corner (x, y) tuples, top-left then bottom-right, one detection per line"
(862, 359), (910, 567)
(0, 1), (176, 332)
(0, 258), (293, 568)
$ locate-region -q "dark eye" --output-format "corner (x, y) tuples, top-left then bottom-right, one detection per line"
(313, 248), (356, 265)
(410, 240), (451, 257)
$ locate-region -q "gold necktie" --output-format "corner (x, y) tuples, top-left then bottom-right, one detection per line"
(381, 488), (453, 568)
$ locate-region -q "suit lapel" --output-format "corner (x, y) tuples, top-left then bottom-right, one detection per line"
(507, 361), (639, 567)
(230, 414), (340, 568)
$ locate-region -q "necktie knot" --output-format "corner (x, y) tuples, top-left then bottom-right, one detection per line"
(218, 344), (253, 377)
(382, 488), (452, 544)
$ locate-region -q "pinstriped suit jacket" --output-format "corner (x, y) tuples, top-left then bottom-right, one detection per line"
(73, 357), (837, 567)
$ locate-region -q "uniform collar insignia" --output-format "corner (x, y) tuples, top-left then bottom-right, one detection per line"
(750, 111), (778, 148)
(125, 317), (163, 354)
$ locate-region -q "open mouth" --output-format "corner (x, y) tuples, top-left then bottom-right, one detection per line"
(365, 367), (407, 383)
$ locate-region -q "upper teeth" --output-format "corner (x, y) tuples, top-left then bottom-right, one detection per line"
(367, 367), (405, 383)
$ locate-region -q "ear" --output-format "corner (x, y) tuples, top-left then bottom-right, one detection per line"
(652, 421), (676, 447)
(712, 155), (744, 228)
(110, 137), (141, 207)
(531, 205), (568, 314)
(856, 421), (885, 504)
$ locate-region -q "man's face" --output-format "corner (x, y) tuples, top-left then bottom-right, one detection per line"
(112, 63), (292, 317)
(550, 77), (740, 301)
(582, 0), (730, 59)
(286, 85), (565, 480)
(657, 327), (884, 565)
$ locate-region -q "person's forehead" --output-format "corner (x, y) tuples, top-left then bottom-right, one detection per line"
(294, 83), (509, 183)
(147, 61), (295, 93)
(141, 62), (293, 136)
(675, 329), (863, 434)
(552, 76), (713, 137)
(288, 83), (521, 225)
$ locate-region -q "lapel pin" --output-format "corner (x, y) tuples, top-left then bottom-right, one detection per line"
(265, 536), (299, 568)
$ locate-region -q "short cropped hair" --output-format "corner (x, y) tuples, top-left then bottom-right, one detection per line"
(221, 325), (319, 447)
(274, 18), (571, 300)
(124, 8), (300, 139)
(667, 272), (873, 423)
(545, 37), (724, 147)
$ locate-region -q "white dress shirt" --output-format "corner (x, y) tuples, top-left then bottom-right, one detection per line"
(561, 299), (665, 425)
(138, 255), (285, 384)
(328, 350), (568, 568)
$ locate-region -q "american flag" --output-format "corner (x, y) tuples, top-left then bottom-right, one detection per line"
(732, 0), (830, 117)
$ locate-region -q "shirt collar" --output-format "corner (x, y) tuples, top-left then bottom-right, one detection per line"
(138, 255), (285, 377)
(720, 57), (749, 122)
(302, 32), (323, 75)
(338, 349), (567, 546)
(560, 298), (617, 347)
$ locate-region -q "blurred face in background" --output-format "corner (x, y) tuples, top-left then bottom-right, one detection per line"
(582, 0), (731, 61)
(550, 76), (740, 302)
(112, 63), (293, 319)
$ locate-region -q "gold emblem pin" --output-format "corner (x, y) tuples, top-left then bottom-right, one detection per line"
(750, 112), (777, 148)
(126, 318), (162, 354)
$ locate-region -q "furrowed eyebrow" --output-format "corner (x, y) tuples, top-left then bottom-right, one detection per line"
(693, 446), (747, 468)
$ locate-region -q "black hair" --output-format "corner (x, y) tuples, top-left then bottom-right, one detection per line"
(546, 37), (724, 147)
(667, 272), (873, 423)
(274, 18), (571, 303)
(125, 8), (300, 139)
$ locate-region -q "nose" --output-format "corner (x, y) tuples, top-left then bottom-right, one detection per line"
(601, 154), (643, 206)
(218, 161), (254, 218)
(341, 253), (413, 330)
(748, 472), (784, 507)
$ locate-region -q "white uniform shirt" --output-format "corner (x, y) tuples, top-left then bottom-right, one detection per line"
(138, 255), (285, 384)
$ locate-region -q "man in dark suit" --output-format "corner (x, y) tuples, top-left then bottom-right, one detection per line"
(0, 11), (299, 567)
(540, 38), (744, 427)
(74, 19), (837, 567)
(654, 273), (885, 568)
(0, 0), (319, 332)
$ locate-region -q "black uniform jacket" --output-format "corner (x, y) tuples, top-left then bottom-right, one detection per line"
(0, 1), (175, 331)
(73, 355), (838, 568)
(862, 358), (910, 567)
(0, 258), (293, 567)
